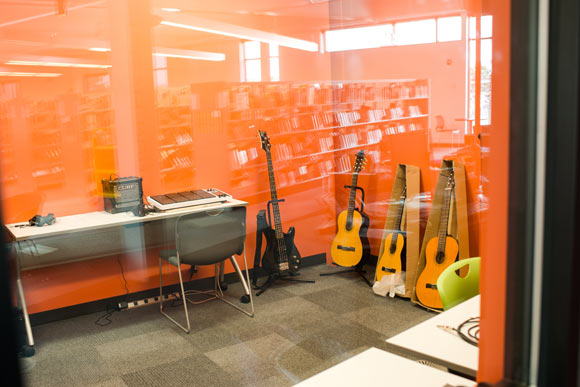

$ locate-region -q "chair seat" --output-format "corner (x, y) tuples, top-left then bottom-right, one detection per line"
(159, 249), (180, 267)
(437, 257), (480, 310)
(159, 206), (254, 333)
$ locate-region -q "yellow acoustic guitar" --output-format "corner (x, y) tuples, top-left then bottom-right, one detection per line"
(331, 150), (366, 267)
(376, 187), (406, 281)
(416, 173), (458, 309)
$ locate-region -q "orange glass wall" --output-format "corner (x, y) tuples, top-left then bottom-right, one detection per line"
(0, 0), (509, 383)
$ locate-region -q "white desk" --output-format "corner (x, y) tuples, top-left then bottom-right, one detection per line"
(4, 199), (248, 350)
(6, 199), (248, 242)
(295, 347), (475, 387)
(386, 295), (480, 378)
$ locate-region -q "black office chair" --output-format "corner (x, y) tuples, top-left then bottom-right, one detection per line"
(159, 206), (254, 333)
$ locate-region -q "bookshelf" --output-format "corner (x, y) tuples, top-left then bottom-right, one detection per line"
(190, 79), (431, 200)
(0, 102), (17, 186)
(29, 101), (66, 189)
(81, 93), (117, 194)
(156, 86), (195, 189)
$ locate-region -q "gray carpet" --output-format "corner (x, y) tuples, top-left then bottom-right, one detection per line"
(20, 264), (435, 387)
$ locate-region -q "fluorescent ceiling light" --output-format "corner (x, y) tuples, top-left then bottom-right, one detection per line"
(0, 71), (62, 77)
(5, 60), (111, 69)
(84, 47), (225, 61)
(158, 13), (318, 52)
(161, 8), (181, 12)
(153, 52), (224, 61)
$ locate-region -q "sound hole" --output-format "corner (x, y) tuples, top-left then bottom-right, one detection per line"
(436, 251), (446, 264)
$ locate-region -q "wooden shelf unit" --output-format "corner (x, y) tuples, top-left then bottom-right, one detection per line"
(189, 79), (430, 199)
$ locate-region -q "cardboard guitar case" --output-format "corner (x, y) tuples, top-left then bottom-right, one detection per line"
(411, 160), (470, 311)
(373, 164), (421, 298)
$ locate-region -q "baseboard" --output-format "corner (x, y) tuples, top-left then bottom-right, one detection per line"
(29, 253), (326, 326)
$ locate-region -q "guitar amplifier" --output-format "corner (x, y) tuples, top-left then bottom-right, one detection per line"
(101, 176), (143, 214)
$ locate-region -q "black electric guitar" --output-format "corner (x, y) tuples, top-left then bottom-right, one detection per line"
(258, 130), (301, 275)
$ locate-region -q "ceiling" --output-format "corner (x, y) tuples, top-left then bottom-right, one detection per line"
(0, 0), (468, 62)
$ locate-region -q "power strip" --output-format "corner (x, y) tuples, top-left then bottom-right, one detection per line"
(118, 293), (179, 311)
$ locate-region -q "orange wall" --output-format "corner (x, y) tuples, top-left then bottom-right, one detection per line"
(1, 81), (481, 316)
(477, 0), (510, 383)
(0, 12), (508, 387)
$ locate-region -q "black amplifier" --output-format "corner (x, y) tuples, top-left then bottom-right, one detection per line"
(101, 176), (143, 214)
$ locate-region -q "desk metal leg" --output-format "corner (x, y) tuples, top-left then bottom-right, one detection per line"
(17, 277), (34, 348)
(13, 242), (35, 351)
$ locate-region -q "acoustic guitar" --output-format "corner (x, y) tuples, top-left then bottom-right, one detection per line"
(416, 172), (458, 309)
(375, 187), (407, 282)
(331, 150), (367, 267)
(257, 130), (301, 275)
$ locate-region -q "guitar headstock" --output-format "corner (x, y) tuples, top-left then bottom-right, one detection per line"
(258, 130), (271, 151)
(400, 186), (407, 199)
(353, 150), (366, 173)
(446, 170), (455, 189)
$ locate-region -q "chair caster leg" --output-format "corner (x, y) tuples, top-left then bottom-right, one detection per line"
(18, 345), (35, 358)
(240, 294), (250, 304)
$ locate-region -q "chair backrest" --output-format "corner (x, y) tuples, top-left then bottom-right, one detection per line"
(437, 257), (480, 310)
(176, 206), (246, 266)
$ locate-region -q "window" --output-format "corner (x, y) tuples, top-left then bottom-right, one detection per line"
(242, 41), (261, 82)
(240, 41), (280, 82)
(153, 55), (168, 87)
(437, 16), (462, 42)
(394, 19), (436, 46)
(324, 16), (461, 52)
(468, 15), (493, 128)
(325, 24), (393, 52)
(269, 44), (280, 82)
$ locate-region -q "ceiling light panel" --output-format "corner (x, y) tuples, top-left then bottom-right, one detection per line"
(5, 60), (111, 69)
(158, 12), (319, 52)
(0, 72), (63, 77)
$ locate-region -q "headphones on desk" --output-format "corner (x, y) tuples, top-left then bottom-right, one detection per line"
(28, 213), (56, 227)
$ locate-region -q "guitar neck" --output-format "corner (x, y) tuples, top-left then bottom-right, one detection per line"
(394, 188), (406, 230)
(437, 181), (453, 253)
(265, 149), (287, 260)
(389, 188), (406, 251)
(346, 171), (359, 222)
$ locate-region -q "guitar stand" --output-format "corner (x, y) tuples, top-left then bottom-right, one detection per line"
(320, 185), (373, 288)
(319, 263), (373, 287)
(344, 185), (365, 213)
(254, 273), (315, 297)
(251, 198), (315, 297)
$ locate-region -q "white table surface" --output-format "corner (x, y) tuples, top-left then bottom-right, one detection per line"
(386, 295), (480, 377)
(5, 198), (249, 349)
(5, 199), (248, 241)
(295, 347), (475, 387)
